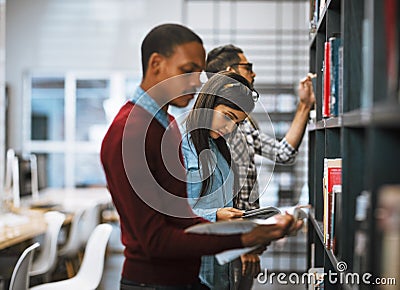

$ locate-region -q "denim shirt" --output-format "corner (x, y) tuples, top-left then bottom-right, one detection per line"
(130, 86), (170, 129)
(181, 132), (234, 290)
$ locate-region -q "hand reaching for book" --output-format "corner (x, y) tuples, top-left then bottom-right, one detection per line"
(298, 73), (316, 108)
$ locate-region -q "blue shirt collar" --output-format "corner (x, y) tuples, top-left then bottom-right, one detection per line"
(130, 86), (170, 129)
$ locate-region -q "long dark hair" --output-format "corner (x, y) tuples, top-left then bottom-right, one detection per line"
(185, 71), (255, 198)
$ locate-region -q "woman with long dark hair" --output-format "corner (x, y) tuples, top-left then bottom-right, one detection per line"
(182, 70), (259, 290)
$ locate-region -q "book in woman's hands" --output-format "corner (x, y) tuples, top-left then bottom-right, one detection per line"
(242, 206), (281, 219)
(185, 205), (309, 265)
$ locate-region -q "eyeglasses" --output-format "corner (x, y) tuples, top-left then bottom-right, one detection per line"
(224, 83), (259, 102)
(230, 62), (253, 73)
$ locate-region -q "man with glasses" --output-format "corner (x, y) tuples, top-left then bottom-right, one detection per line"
(206, 44), (315, 289)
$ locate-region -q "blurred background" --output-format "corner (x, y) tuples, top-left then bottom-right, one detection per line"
(0, 1), (311, 289)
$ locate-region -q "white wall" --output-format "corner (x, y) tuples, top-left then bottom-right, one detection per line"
(0, 0), (5, 191)
(5, 0), (309, 151)
(5, 0), (184, 150)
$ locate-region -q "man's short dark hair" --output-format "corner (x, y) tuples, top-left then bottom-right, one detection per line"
(141, 23), (203, 75)
(205, 44), (243, 78)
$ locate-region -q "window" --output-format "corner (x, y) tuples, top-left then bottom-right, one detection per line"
(23, 71), (140, 188)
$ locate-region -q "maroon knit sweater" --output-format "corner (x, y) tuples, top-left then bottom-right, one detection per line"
(101, 102), (243, 285)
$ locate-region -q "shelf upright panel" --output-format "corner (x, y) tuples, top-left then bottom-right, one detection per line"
(308, 213), (325, 270)
(309, 36), (317, 75)
(314, 129), (325, 222)
(325, 128), (341, 158)
(342, 0), (364, 113)
(367, 127), (400, 282)
(308, 131), (316, 209)
(365, 0), (387, 105)
(326, 1), (341, 39)
(340, 127), (366, 271)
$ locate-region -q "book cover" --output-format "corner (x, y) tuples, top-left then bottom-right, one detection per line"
(329, 37), (342, 117)
(322, 41), (331, 118)
(323, 158), (342, 249)
(338, 46), (344, 116)
(319, 0), (326, 18)
(332, 184), (342, 256)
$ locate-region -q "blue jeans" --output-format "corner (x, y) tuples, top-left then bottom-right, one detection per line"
(120, 278), (209, 290)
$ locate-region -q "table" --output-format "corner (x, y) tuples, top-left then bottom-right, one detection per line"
(0, 209), (47, 251)
(25, 187), (112, 212)
(1, 187), (112, 251)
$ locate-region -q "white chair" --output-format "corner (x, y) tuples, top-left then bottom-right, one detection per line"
(29, 211), (66, 282)
(9, 242), (40, 290)
(30, 223), (112, 290)
(57, 207), (85, 277)
(78, 203), (101, 246)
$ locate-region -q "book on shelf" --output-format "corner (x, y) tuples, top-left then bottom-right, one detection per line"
(309, 0), (319, 39)
(332, 184), (341, 255)
(322, 41), (331, 118)
(323, 158), (342, 250)
(319, 0), (326, 18)
(338, 46), (344, 117)
(329, 36), (342, 117)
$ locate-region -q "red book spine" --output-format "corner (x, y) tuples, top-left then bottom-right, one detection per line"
(323, 41), (331, 117)
(327, 167), (341, 192)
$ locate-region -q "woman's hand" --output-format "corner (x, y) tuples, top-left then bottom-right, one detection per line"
(216, 207), (243, 221)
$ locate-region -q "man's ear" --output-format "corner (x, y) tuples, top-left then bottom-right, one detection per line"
(148, 52), (163, 75)
(226, 66), (233, 72)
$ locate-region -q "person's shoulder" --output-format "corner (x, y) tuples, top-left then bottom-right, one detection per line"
(181, 134), (200, 170)
(181, 133), (195, 154)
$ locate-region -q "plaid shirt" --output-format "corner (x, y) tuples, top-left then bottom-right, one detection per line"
(229, 117), (297, 210)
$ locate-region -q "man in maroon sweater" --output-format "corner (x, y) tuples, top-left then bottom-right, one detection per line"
(101, 23), (300, 290)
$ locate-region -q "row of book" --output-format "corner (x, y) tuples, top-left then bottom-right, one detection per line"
(312, 0), (400, 113)
(323, 158), (341, 252)
(309, 0), (327, 31)
(322, 37), (342, 118)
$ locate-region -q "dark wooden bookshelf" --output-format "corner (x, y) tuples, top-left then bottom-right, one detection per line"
(307, 0), (400, 289)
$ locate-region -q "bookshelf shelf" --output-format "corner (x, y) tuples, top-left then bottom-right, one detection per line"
(342, 110), (371, 127)
(309, 213), (340, 268)
(307, 0), (400, 289)
(342, 106), (400, 128)
(308, 212), (323, 244)
(308, 117), (341, 131)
